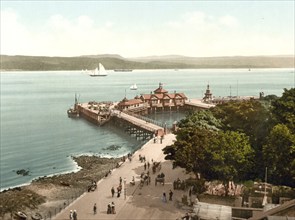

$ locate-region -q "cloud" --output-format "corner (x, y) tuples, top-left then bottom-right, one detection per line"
(0, 9), (293, 57)
(77, 16), (94, 29)
(218, 15), (239, 28)
(0, 9), (34, 55)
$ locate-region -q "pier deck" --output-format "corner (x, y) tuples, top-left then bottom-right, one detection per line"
(185, 99), (216, 109)
(76, 102), (164, 136)
(112, 110), (163, 134)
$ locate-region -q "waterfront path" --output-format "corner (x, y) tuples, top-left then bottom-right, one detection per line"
(54, 134), (191, 220)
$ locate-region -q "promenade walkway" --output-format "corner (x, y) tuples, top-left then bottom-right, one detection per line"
(54, 134), (191, 220)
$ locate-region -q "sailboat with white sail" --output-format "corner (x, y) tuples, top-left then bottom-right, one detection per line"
(90, 63), (108, 77)
(130, 83), (137, 90)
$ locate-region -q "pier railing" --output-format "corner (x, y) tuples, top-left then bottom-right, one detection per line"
(115, 112), (162, 134)
(123, 111), (165, 128)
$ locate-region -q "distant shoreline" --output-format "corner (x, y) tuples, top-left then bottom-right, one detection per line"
(1, 54), (294, 71)
(1, 67), (294, 73)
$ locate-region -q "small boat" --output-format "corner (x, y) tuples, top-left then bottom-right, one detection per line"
(67, 108), (79, 118)
(130, 84), (137, 90)
(67, 94), (79, 118)
(15, 211), (27, 220)
(114, 69), (133, 72)
(90, 63), (108, 77)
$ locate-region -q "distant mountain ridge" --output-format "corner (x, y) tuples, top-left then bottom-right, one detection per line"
(0, 54), (294, 71)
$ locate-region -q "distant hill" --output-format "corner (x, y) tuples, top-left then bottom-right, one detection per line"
(0, 54), (294, 71)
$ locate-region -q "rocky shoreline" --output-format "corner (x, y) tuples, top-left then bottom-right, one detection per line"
(0, 155), (122, 219)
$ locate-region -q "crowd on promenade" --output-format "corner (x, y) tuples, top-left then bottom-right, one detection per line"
(54, 133), (191, 220)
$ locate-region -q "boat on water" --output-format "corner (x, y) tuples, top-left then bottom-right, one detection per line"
(114, 69), (133, 72)
(67, 94), (79, 118)
(130, 83), (137, 90)
(67, 108), (79, 118)
(90, 63), (108, 77)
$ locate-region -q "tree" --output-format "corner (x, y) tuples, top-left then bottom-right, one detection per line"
(163, 110), (221, 174)
(271, 88), (295, 132)
(211, 100), (272, 146)
(262, 124), (295, 187)
(178, 110), (222, 131)
(208, 131), (254, 195)
(163, 126), (216, 175)
(211, 100), (273, 179)
(163, 117), (254, 195)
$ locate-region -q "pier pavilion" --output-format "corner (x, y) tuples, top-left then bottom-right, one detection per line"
(117, 83), (187, 113)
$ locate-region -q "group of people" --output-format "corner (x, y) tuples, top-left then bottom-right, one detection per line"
(153, 134), (164, 144)
(69, 210), (77, 220)
(110, 176), (125, 198)
(162, 190), (174, 202)
(143, 161), (150, 170)
(139, 154), (146, 163)
(140, 171), (151, 186)
(173, 178), (187, 190)
(92, 202), (116, 215)
(107, 202), (116, 214)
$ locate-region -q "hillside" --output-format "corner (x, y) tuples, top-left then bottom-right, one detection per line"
(0, 54), (294, 71)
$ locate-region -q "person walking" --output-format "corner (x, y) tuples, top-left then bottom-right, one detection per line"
(169, 189), (173, 201)
(111, 202), (116, 214)
(111, 186), (115, 197)
(162, 192), (167, 203)
(73, 210), (77, 220)
(107, 203), (111, 214)
(93, 203), (97, 214)
(69, 210), (73, 220)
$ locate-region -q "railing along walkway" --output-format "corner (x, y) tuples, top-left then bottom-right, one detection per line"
(124, 111), (165, 128)
(112, 110), (163, 133)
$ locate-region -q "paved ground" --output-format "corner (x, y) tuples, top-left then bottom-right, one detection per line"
(54, 134), (192, 220)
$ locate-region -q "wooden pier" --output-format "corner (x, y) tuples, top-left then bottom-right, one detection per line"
(68, 83), (261, 142)
(76, 101), (113, 126)
(74, 102), (164, 141)
(73, 98), (212, 140)
(111, 110), (164, 141)
(112, 110), (164, 133)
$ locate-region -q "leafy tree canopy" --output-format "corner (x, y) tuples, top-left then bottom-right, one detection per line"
(209, 131), (254, 184)
(163, 112), (254, 194)
(271, 88), (295, 131)
(178, 110), (222, 131)
(164, 89), (295, 189)
(263, 124), (295, 187)
(211, 100), (272, 146)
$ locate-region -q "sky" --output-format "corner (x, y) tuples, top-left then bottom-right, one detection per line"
(1, 0), (294, 58)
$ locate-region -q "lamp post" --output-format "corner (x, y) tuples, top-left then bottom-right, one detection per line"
(262, 167), (268, 206)
(124, 178), (127, 200)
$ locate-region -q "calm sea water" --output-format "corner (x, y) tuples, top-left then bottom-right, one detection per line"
(0, 68), (294, 191)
